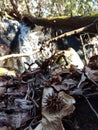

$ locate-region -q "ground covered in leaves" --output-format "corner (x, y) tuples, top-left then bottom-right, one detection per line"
(0, 55), (98, 130)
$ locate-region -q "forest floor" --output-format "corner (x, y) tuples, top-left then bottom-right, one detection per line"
(0, 55), (98, 130)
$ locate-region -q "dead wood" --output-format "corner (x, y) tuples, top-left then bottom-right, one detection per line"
(0, 18), (98, 62)
(22, 15), (98, 33)
(2, 8), (98, 33)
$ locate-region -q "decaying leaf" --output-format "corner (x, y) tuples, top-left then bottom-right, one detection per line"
(34, 87), (75, 130)
(52, 78), (77, 92)
(0, 126), (11, 130)
(0, 87), (6, 96)
(20, 115), (33, 129)
(0, 68), (16, 77)
(63, 48), (84, 69)
(0, 120), (12, 130)
(85, 66), (98, 81)
(51, 84), (66, 92)
(62, 79), (77, 89)
(52, 75), (62, 83)
(88, 55), (98, 69)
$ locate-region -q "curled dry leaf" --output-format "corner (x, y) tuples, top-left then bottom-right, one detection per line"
(20, 115), (33, 128)
(34, 87), (75, 130)
(52, 79), (77, 92)
(0, 87), (6, 96)
(88, 55), (98, 69)
(85, 66), (98, 81)
(62, 79), (77, 88)
(0, 120), (12, 130)
(51, 84), (66, 92)
(0, 67), (16, 77)
(0, 126), (12, 130)
(52, 75), (62, 83)
(63, 48), (84, 69)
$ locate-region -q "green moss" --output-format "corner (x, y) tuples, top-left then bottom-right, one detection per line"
(88, 11), (98, 17)
(36, 14), (98, 22)
(37, 16), (70, 21)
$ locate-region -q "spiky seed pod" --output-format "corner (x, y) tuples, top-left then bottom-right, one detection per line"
(44, 92), (66, 114)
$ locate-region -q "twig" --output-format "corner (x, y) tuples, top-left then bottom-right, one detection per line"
(86, 92), (98, 97)
(4, 92), (24, 96)
(29, 96), (39, 108)
(80, 35), (88, 64)
(83, 95), (98, 118)
(0, 48), (40, 61)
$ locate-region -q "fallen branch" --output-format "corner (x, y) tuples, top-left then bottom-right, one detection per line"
(46, 18), (98, 45)
(83, 95), (98, 118)
(0, 49), (40, 61)
(0, 18), (98, 61)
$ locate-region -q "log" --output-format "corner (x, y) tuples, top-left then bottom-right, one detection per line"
(0, 18), (97, 61)
(2, 10), (98, 32)
(22, 15), (98, 33)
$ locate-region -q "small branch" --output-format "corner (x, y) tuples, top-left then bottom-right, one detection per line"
(0, 48), (40, 61)
(44, 20), (96, 46)
(80, 35), (88, 64)
(83, 95), (98, 118)
(4, 92), (24, 96)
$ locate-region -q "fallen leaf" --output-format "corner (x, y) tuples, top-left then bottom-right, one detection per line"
(34, 87), (75, 130)
(0, 120), (12, 130)
(0, 126), (11, 130)
(85, 66), (98, 81)
(62, 79), (77, 88)
(64, 48), (84, 69)
(20, 115), (33, 129)
(52, 83), (67, 91)
(0, 68), (16, 77)
(0, 87), (6, 96)
(52, 79), (77, 92)
(88, 55), (98, 69)
(52, 75), (62, 83)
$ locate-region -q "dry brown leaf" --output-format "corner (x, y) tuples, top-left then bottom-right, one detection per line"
(52, 79), (77, 91)
(0, 126), (12, 130)
(0, 126), (9, 130)
(62, 79), (77, 88)
(88, 55), (98, 69)
(52, 75), (62, 83)
(64, 48), (84, 69)
(52, 84), (67, 91)
(0, 120), (12, 130)
(0, 68), (16, 77)
(0, 87), (6, 96)
(85, 66), (98, 81)
(34, 87), (75, 130)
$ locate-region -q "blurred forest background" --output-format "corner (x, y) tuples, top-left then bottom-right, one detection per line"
(0, 0), (98, 18)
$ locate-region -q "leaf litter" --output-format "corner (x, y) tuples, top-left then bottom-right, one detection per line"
(0, 55), (98, 130)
